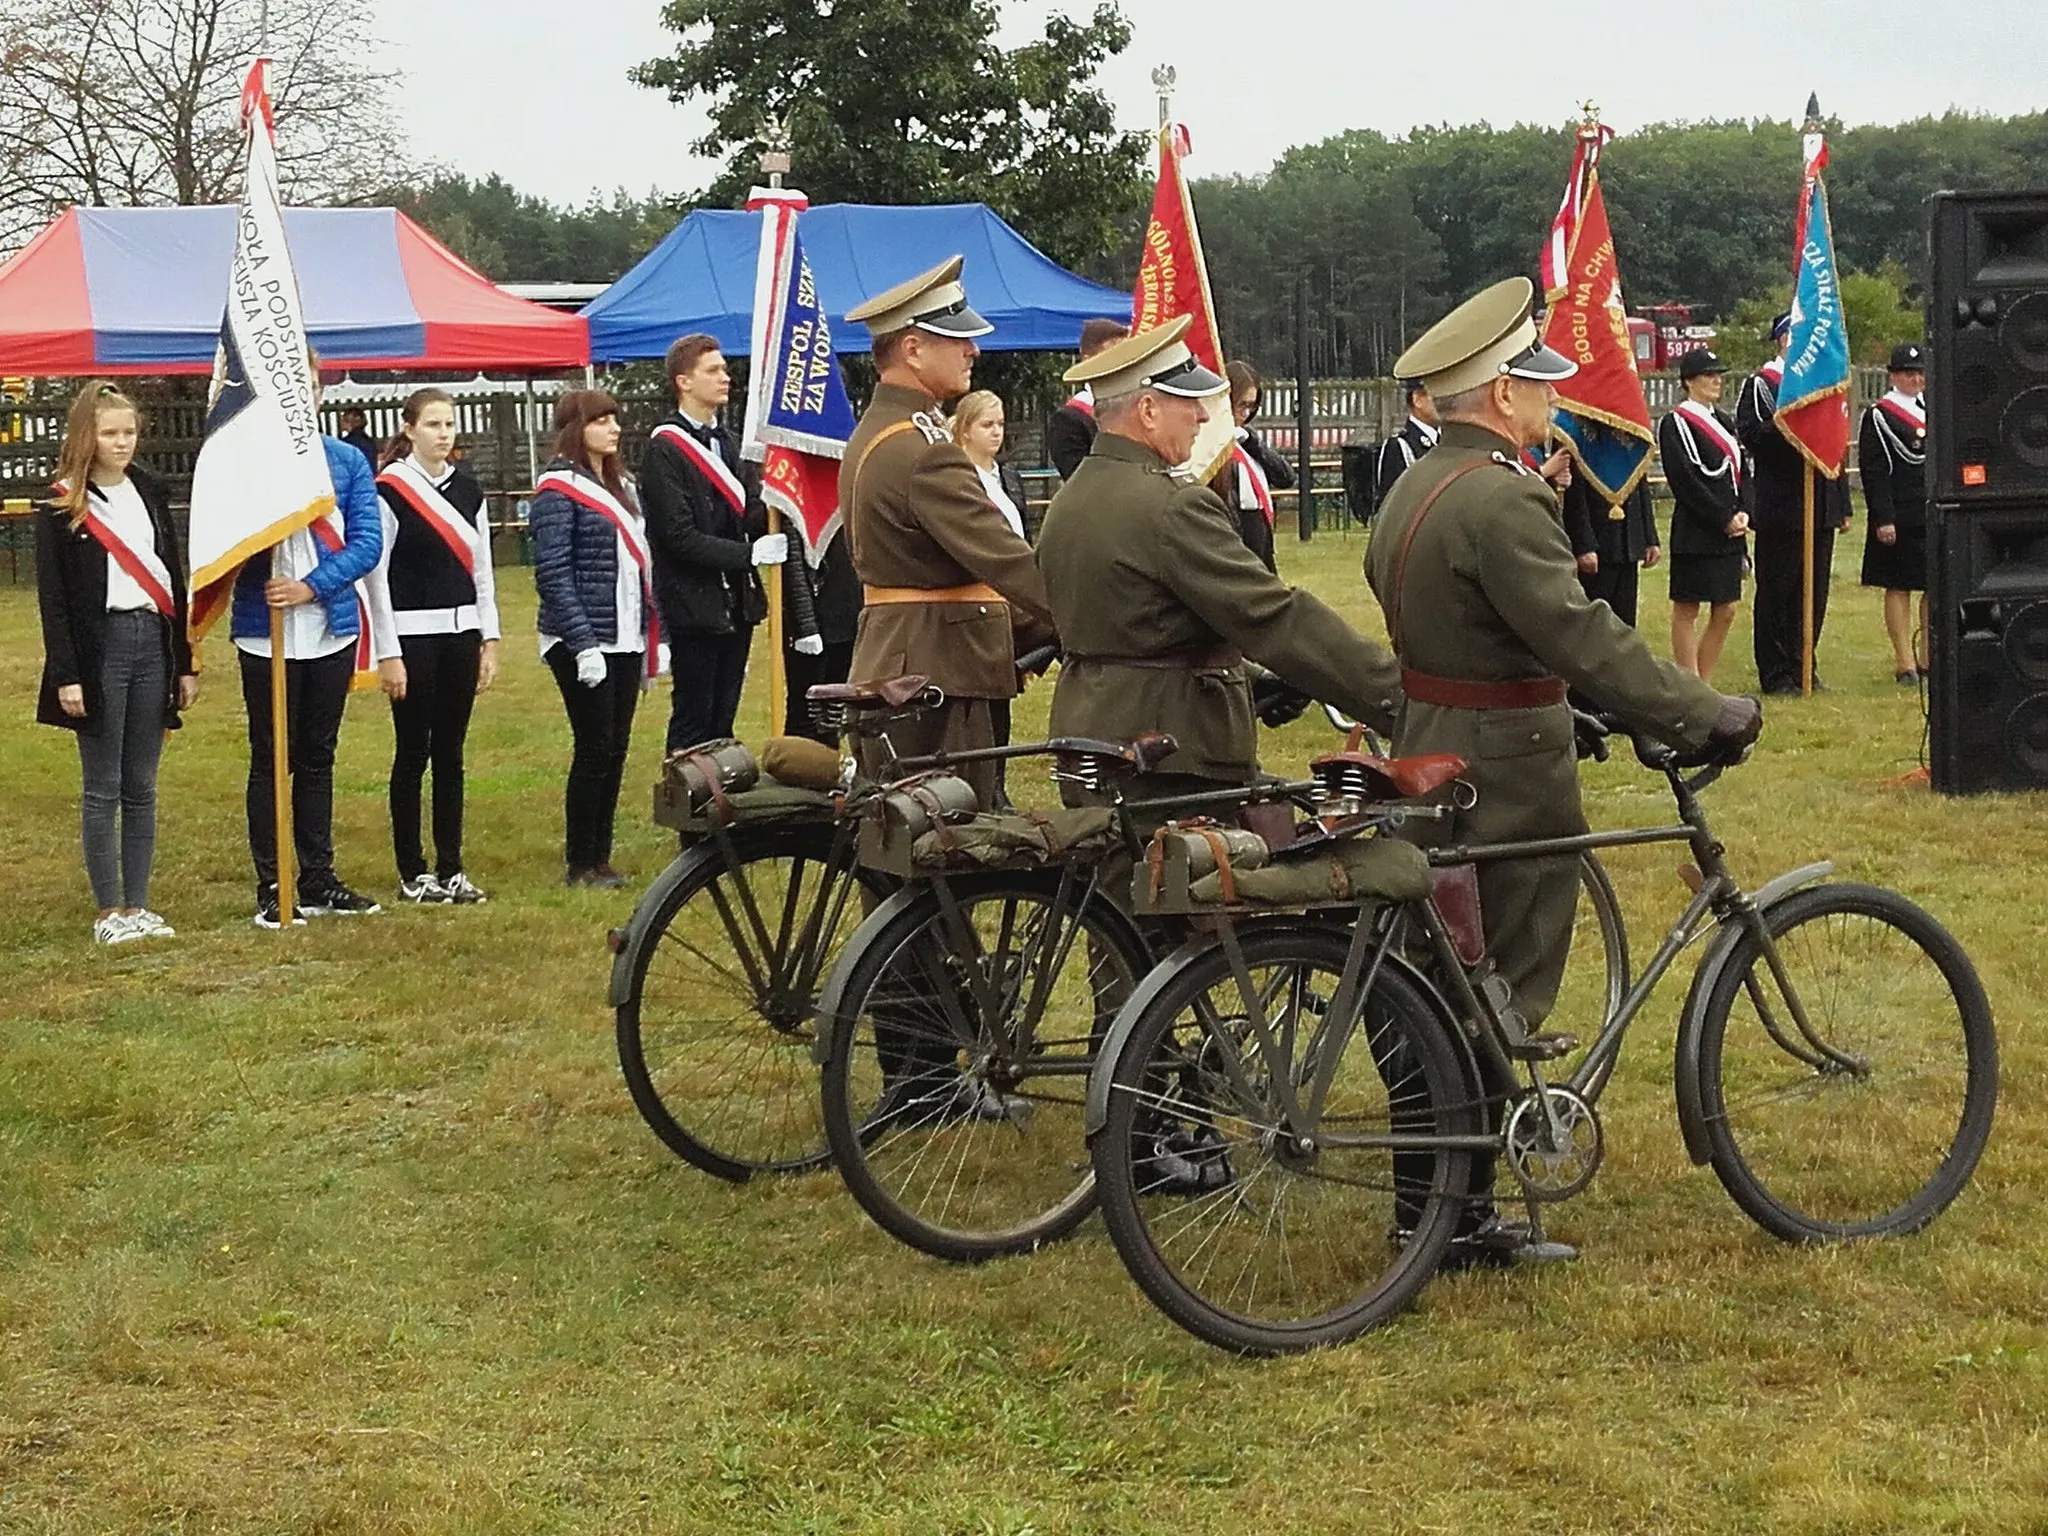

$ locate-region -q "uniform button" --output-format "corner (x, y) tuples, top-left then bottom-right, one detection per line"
(977, 605), (988, 615)
(1530, 731), (1542, 743)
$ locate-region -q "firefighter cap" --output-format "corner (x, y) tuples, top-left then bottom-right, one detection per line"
(1393, 277), (1577, 398)
(844, 255), (992, 340)
(1062, 314), (1228, 401)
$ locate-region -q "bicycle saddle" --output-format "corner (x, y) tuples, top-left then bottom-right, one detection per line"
(1310, 751), (1469, 801)
(805, 675), (934, 709)
(1047, 733), (1182, 771)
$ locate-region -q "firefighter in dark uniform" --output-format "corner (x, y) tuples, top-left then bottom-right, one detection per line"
(1036, 314), (1401, 802)
(1366, 278), (1762, 1261)
(1859, 341), (1929, 683)
(839, 256), (1056, 806)
(1560, 456), (1660, 629)
(1737, 311), (1854, 693)
(1659, 348), (1750, 683)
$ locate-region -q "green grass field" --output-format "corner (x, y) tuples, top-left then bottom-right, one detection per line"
(3, 532), (2045, 1534)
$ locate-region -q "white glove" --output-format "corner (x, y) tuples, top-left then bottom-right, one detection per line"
(793, 633), (825, 657)
(574, 647), (606, 688)
(656, 641), (672, 677)
(751, 533), (789, 566)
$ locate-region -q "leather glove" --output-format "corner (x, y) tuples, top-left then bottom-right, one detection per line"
(793, 634), (825, 657)
(575, 647), (606, 688)
(1700, 693), (1764, 764)
(751, 533), (789, 566)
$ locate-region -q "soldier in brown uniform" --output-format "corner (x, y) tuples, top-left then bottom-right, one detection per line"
(839, 257), (1055, 804)
(1038, 315), (1401, 798)
(1367, 279), (1762, 1034)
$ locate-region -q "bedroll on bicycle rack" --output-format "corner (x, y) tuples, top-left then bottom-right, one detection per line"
(1133, 821), (1432, 915)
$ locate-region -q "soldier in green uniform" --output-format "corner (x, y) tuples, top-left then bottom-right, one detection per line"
(1369, 278), (1762, 1020)
(1038, 314), (1402, 801)
(1366, 279), (1761, 1258)
(839, 256), (1055, 804)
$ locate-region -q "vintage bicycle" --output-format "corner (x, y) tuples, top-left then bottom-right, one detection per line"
(1084, 713), (1999, 1355)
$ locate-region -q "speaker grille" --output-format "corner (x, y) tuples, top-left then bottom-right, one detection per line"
(2000, 291), (2048, 371)
(2006, 694), (2048, 779)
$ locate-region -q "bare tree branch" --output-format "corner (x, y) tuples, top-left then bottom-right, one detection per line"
(0, 0), (413, 253)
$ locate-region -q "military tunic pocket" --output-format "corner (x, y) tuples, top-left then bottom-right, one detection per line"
(1475, 703), (1573, 760)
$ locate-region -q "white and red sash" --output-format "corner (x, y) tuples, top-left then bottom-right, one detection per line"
(1232, 441), (1275, 526)
(66, 484), (176, 618)
(651, 421), (747, 514)
(1876, 391), (1927, 439)
(537, 468), (661, 681)
(1064, 391), (1095, 419)
(1756, 358), (1785, 395)
(1674, 400), (1742, 486)
(308, 510), (375, 675)
(377, 460), (477, 576)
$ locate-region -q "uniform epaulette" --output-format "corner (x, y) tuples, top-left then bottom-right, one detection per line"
(911, 410), (952, 445)
(1490, 450), (1533, 477)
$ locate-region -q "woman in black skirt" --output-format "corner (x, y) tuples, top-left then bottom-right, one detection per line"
(1658, 349), (1749, 684)
(1859, 344), (1929, 684)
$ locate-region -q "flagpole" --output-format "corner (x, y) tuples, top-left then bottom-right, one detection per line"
(1797, 94), (1823, 699)
(758, 125), (791, 734)
(269, 549), (296, 920)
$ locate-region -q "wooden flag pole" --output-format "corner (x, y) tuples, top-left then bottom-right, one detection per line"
(766, 505), (787, 731)
(1800, 471), (1816, 696)
(269, 548), (295, 921)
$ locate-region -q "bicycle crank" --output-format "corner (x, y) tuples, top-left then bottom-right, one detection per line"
(1503, 1087), (1603, 1201)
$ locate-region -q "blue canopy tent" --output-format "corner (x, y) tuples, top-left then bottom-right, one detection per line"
(581, 202), (1129, 360)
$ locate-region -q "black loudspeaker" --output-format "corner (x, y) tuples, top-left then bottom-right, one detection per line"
(1928, 502), (2048, 792)
(1927, 191), (2048, 502)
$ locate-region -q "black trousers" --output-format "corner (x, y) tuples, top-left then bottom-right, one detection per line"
(546, 644), (641, 869)
(1577, 557), (1640, 628)
(666, 627), (753, 754)
(388, 630), (481, 880)
(240, 645), (354, 895)
(1752, 525), (1836, 692)
(782, 639), (856, 742)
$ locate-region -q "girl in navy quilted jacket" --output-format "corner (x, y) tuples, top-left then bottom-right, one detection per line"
(529, 389), (664, 887)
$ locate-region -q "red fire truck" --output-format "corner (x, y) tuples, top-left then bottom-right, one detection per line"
(1626, 303), (1716, 371)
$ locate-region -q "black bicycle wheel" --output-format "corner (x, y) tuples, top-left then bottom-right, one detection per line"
(1694, 882), (1997, 1241)
(616, 822), (890, 1181)
(1091, 924), (1478, 1356)
(819, 868), (1152, 1262)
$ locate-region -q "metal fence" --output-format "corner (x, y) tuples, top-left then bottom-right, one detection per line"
(0, 367), (1894, 582)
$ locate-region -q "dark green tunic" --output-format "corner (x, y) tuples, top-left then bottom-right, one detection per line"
(1038, 431), (1400, 785)
(1364, 421), (1723, 1023)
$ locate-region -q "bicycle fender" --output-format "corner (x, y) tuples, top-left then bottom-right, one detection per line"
(606, 846), (724, 1009)
(810, 882), (931, 1066)
(1672, 861), (1834, 1164)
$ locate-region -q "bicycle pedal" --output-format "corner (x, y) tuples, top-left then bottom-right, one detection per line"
(1506, 1031), (1580, 1062)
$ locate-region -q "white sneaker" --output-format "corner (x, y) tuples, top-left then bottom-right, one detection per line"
(439, 872), (487, 904)
(129, 909), (175, 938)
(93, 913), (143, 945)
(398, 873), (450, 903)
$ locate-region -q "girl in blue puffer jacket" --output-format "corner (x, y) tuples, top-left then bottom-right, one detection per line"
(529, 388), (664, 887)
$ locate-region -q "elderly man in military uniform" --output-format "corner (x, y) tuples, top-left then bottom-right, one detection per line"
(1366, 278), (1761, 1261)
(838, 256), (1056, 805)
(1037, 313), (1401, 803)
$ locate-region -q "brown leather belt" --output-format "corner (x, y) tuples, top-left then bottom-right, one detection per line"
(863, 581), (1005, 606)
(1071, 644), (1244, 671)
(1401, 667), (1567, 710)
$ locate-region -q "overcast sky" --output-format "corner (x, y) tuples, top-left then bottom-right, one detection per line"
(373, 0), (2048, 209)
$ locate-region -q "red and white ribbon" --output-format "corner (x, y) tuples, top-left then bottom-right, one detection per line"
(651, 422), (747, 514)
(1674, 400), (1743, 487)
(377, 460), (478, 575)
(537, 469), (661, 681)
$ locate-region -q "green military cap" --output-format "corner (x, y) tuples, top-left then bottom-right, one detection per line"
(1062, 313), (1228, 401)
(844, 254), (993, 339)
(1393, 276), (1577, 397)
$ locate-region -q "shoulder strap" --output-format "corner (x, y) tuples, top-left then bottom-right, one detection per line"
(1383, 460), (1491, 654)
(844, 419), (920, 550)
